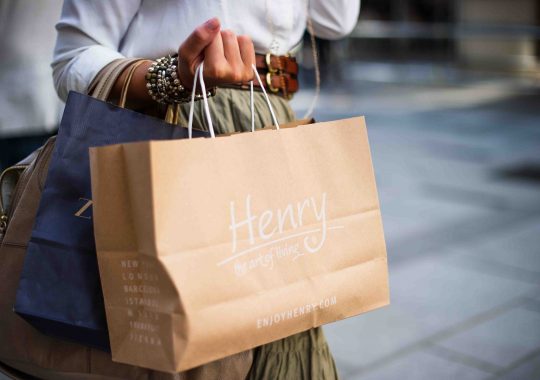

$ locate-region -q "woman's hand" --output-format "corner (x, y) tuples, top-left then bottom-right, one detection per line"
(111, 18), (253, 106)
(177, 17), (255, 88)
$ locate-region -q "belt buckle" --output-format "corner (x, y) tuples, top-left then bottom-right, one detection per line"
(265, 53), (277, 74)
(265, 72), (280, 93)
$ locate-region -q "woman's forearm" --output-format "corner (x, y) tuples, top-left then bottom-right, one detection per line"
(52, 0), (142, 101)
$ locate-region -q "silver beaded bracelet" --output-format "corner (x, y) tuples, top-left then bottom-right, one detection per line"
(145, 55), (214, 104)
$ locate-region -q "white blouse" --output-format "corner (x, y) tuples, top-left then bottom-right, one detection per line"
(52, 0), (360, 101)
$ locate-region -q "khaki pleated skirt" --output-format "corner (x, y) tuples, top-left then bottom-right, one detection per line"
(175, 88), (340, 380)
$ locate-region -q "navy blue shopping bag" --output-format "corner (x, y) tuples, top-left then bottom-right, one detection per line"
(14, 91), (208, 350)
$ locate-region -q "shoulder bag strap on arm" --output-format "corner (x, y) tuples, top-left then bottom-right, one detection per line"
(88, 58), (143, 101)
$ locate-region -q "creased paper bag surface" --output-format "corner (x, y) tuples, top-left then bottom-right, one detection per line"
(90, 117), (389, 372)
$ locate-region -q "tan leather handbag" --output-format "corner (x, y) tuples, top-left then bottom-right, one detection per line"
(0, 59), (252, 380)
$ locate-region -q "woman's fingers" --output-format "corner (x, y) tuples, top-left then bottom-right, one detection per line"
(237, 35), (255, 82)
(179, 18), (221, 67)
(177, 19), (256, 87)
(204, 30), (254, 85)
(221, 30), (244, 82)
(203, 31), (227, 77)
(206, 31), (255, 84)
(178, 18), (221, 88)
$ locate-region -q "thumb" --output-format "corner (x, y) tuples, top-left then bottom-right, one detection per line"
(179, 18), (221, 66)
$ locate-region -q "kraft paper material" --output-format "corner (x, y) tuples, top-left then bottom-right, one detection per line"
(89, 116), (389, 372)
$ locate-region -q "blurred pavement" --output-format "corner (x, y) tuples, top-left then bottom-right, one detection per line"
(292, 64), (540, 380)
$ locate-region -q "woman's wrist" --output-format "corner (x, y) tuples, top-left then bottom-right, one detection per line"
(146, 56), (184, 104)
(145, 55), (214, 105)
(110, 55), (215, 109)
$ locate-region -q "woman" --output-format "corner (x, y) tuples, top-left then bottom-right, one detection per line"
(52, 1), (360, 378)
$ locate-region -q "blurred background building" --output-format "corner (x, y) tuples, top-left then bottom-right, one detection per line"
(300, 0), (539, 86)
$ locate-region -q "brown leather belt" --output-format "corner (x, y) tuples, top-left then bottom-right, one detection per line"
(222, 53), (299, 99)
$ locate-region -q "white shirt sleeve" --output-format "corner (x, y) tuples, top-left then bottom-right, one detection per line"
(51, 0), (142, 101)
(309, 0), (360, 40)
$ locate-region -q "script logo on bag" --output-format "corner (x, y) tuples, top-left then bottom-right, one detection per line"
(219, 192), (344, 276)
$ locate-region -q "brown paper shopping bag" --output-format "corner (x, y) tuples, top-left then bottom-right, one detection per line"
(89, 66), (389, 373)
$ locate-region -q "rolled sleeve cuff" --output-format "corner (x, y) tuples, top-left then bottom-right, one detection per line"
(53, 45), (125, 101)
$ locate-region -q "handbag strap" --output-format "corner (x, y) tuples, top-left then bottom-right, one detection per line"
(118, 60), (147, 108)
(88, 58), (143, 101)
(88, 58), (183, 124)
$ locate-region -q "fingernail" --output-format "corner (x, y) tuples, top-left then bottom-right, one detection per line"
(204, 17), (219, 30)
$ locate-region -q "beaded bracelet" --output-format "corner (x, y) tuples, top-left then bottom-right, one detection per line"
(145, 55), (214, 104)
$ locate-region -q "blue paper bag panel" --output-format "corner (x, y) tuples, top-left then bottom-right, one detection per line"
(15, 91), (208, 350)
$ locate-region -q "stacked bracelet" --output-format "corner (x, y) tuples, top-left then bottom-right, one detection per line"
(145, 55), (214, 104)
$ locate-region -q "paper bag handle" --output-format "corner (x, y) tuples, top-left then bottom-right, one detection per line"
(187, 62), (280, 139)
(250, 64), (280, 132)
